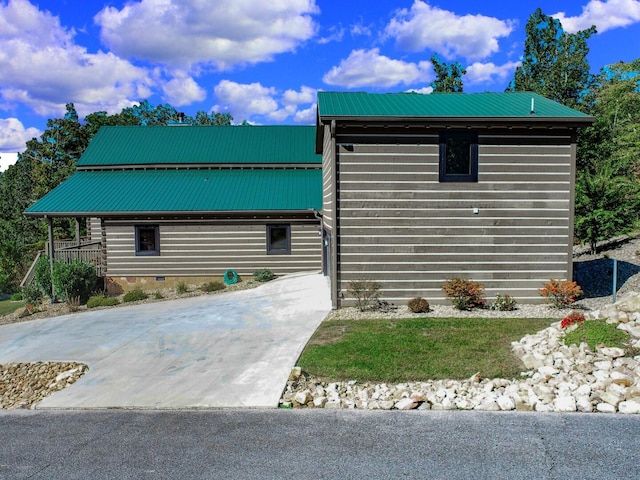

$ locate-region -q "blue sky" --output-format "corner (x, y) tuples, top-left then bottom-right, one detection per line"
(1, 0), (640, 170)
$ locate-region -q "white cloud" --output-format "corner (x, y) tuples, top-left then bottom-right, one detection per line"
(213, 81), (316, 124)
(294, 104), (317, 124)
(351, 22), (373, 37)
(0, 152), (18, 171)
(384, 0), (515, 60)
(0, 0), (154, 119)
(323, 48), (432, 88)
(552, 0), (640, 33)
(95, 0), (320, 70)
(0, 117), (41, 151)
(161, 75), (206, 107)
(465, 61), (521, 85)
(406, 87), (434, 94)
(318, 25), (344, 44)
(282, 86), (317, 105)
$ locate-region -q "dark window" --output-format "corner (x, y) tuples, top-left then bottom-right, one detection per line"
(439, 132), (478, 182)
(135, 225), (160, 256)
(267, 224), (291, 255)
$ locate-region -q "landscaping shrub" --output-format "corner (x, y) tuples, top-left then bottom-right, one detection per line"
(540, 279), (583, 308)
(176, 281), (188, 294)
(560, 311), (585, 329)
(87, 296), (120, 309)
(201, 281), (225, 292)
(490, 294), (518, 311)
(253, 269), (275, 282)
(442, 278), (486, 311)
(347, 278), (381, 311)
(21, 283), (42, 304)
(52, 261), (98, 303)
(123, 288), (149, 303)
(10, 292), (22, 301)
(153, 291), (164, 299)
(34, 255), (52, 296)
(407, 297), (430, 313)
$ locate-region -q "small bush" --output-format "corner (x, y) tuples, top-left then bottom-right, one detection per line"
(66, 295), (81, 312)
(407, 297), (430, 313)
(201, 281), (225, 292)
(52, 261), (98, 303)
(254, 269), (275, 282)
(347, 278), (381, 311)
(176, 281), (188, 294)
(34, 255), (52, 296)
(10, 292), (22, 301)
(560, 311), (585, 329)
(123, 288), (149, 303)
(442, 278), (486, 311)
(87, 296), (120, 309)
(490, 294), (518, 311)
(153, 291), (164, 299)
(540, 279), (583, 308)
(21, 284), (42, 305)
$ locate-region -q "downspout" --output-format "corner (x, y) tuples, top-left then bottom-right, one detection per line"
(45, 215), (56, 303)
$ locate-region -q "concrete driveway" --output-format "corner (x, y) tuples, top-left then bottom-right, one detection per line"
(0, 273), (331, 409)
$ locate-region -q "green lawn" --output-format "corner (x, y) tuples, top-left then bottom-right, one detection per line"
(0, 299), (25, 317)
(298, 317), (553, 383)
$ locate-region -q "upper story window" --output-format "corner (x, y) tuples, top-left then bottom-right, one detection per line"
(135, 225), (160, 256)
(439, 132), (478, 182)
(267, 224), (291, 255)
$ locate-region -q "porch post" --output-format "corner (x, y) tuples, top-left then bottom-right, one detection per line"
(45, 215), (56, 303)
(75, 217), (81, 246)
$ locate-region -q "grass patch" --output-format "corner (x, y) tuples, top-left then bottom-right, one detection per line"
(298, 317), (552, 383)
(563, 319), (630, 351)
(0, 298), (26, 316)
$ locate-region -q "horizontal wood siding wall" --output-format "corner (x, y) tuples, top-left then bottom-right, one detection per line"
(104, 220), (321, 278)
(335, 133), (574, 306)
(89, 218), (101, 243)
(322, 124), (334, 233)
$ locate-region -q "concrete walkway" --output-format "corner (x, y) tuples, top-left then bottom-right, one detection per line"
(0, 273), (331, 409)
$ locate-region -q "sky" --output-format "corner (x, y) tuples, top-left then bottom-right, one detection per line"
(1, 0), (640, 171)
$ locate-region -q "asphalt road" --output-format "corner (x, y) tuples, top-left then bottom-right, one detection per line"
(1, 409), (639, 479)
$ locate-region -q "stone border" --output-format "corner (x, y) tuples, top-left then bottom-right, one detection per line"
(281, 292), (640, 413)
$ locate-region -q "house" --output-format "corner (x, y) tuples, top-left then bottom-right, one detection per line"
(25, 125), (323, 292)
(315, 91), (593, 307)
(26, 91), (593, 306)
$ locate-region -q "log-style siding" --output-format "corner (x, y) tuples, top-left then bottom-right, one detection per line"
(333, 130), (576, 306)
(104, 219), (321, 280)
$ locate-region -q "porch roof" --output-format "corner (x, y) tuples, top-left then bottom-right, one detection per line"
(25, 168), (322, 217)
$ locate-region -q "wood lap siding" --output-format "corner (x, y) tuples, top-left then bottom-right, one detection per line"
(104, 221), (321, 277)
(335, 133), (575, 305)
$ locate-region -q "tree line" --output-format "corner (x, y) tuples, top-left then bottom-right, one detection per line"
(1, 8), (640, 292)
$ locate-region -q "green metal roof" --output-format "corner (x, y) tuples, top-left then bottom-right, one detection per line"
(25, 169), (321, 216)
(317, 91), (593, 120)
(78, 125), (320, 167)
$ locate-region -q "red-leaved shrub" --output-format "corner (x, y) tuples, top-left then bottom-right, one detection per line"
(540, 279), (583, 308)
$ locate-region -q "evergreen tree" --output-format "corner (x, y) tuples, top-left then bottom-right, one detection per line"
(511, 8), (596, 109)
(430, 54), (466, 93)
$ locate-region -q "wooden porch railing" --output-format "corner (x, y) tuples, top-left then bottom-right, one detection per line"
(20, 239), (105, 287)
